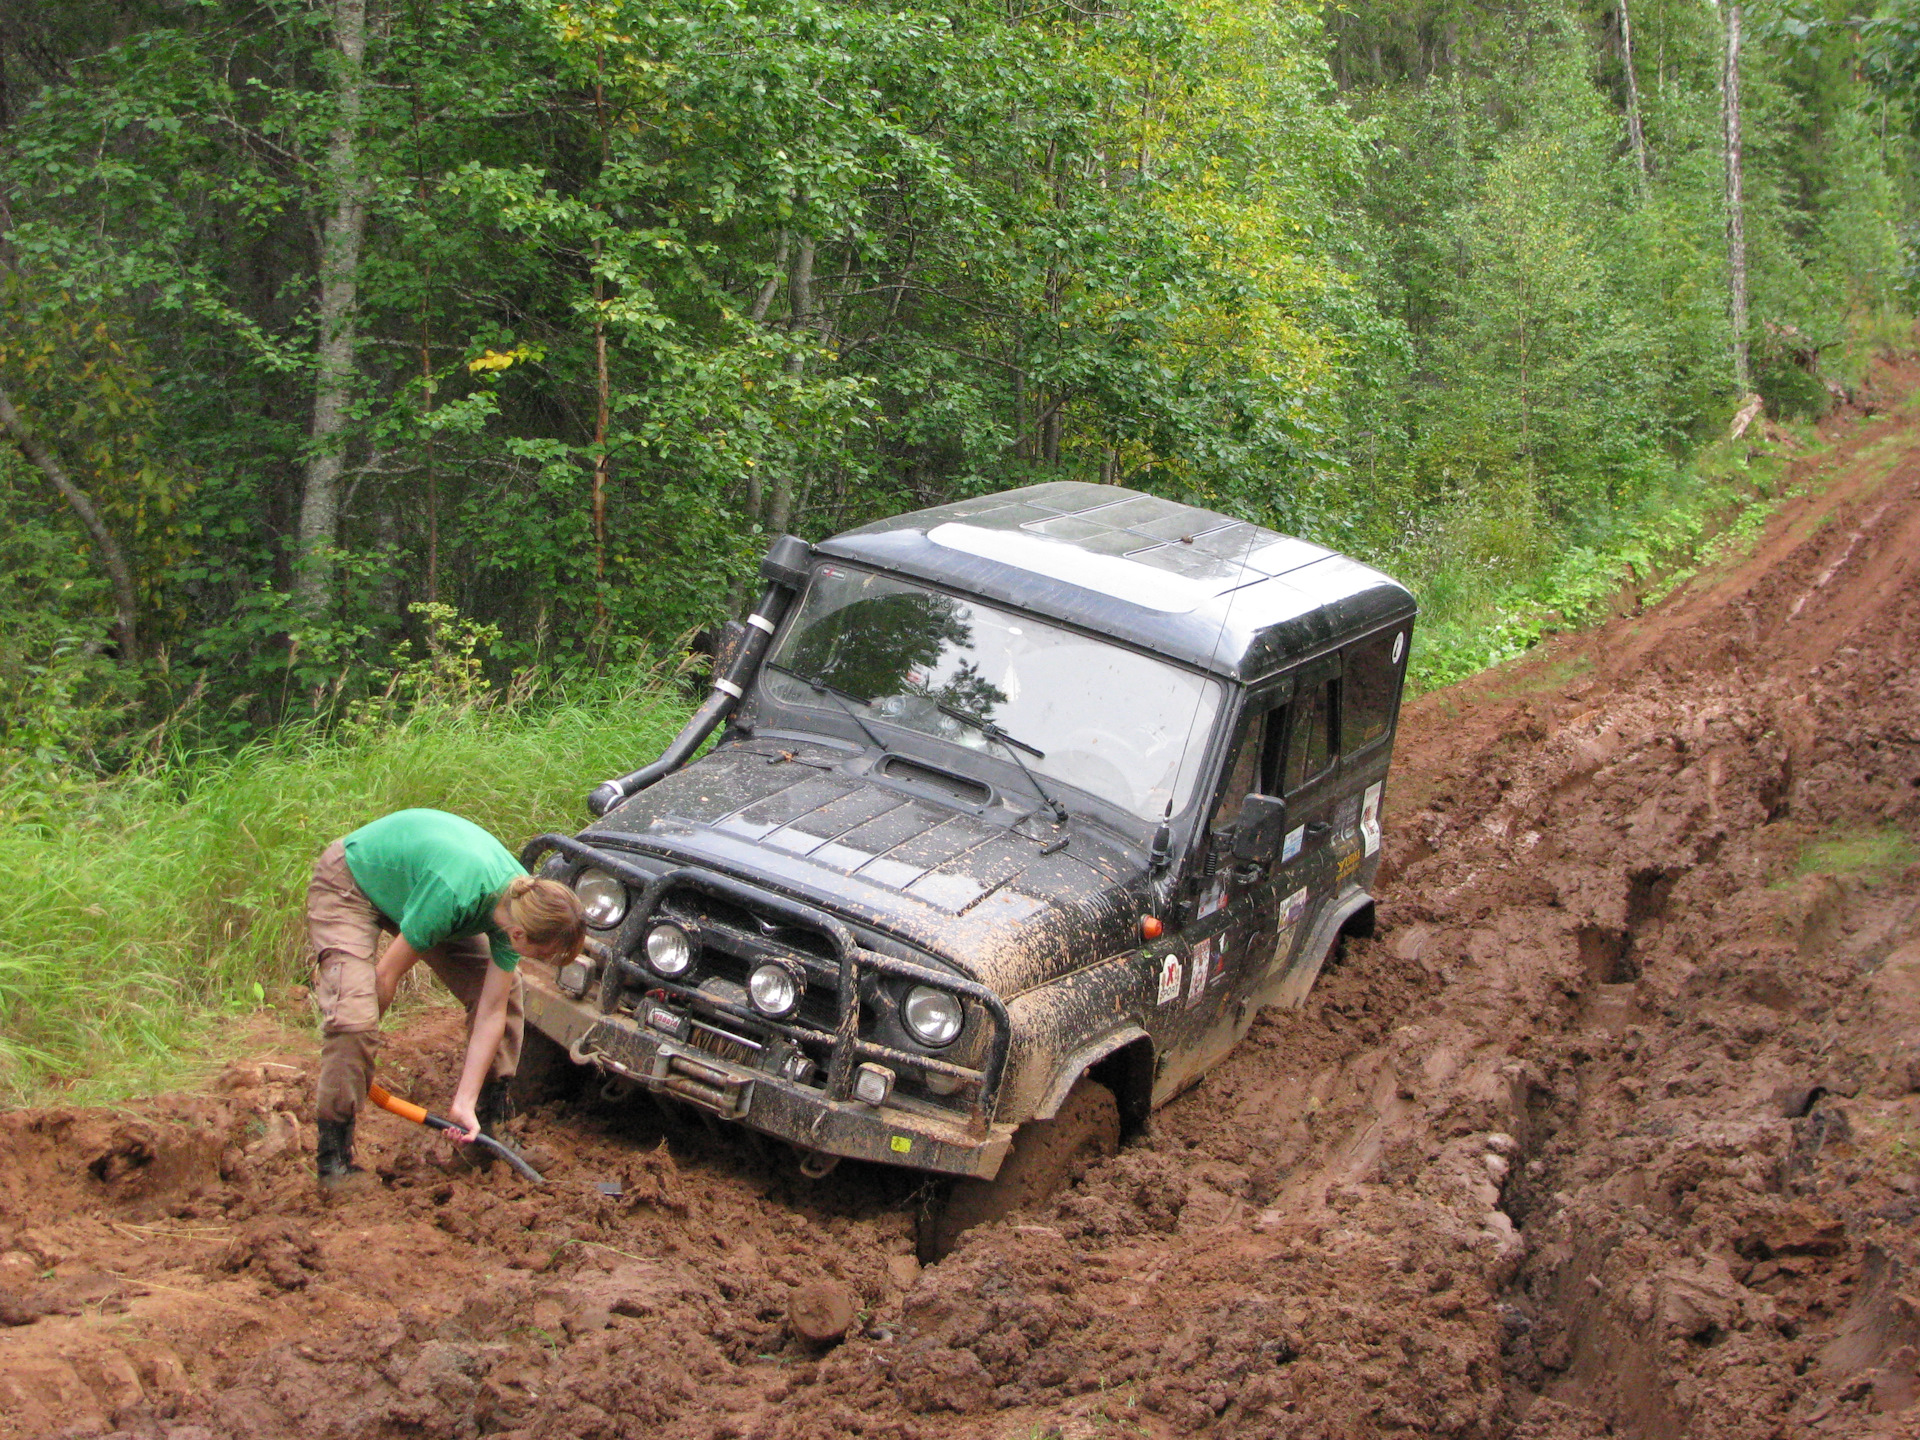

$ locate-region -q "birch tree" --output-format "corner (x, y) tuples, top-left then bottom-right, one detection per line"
(295, 0), (372, 616)
(1720, 0), (1752, 395)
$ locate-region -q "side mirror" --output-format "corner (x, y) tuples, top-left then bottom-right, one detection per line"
(1230, 794), (1288, 866)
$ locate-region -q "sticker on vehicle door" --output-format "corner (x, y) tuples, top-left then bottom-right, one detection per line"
(1280, 886), (1308, 926)
(1361, 782), (1383, 856)
(1186, 939), (1211, 1007)
(1157, 953), (1183, 1006)
(1282, 825), (1304, 862)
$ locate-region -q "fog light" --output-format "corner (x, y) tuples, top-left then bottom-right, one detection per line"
(645, 923), (693, 977)
(557, 959), (592, 996)
(852, 1063), (894, 1106)
(923, 1069), (964, 1096)
(748, 960), (804, 1018)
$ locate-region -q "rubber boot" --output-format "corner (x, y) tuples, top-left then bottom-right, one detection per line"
(466, 1077), (514, 1172)
(476, 1076), (514, 1138)
(316, 1118), (373, 1194)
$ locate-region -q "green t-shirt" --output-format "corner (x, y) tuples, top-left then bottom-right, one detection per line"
(342, 809), (526, 971)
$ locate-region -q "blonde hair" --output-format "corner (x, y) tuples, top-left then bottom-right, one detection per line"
(500, 875), (587, 961)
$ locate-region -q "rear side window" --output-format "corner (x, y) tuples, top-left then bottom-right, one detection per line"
(1341, 628), (1406, 755)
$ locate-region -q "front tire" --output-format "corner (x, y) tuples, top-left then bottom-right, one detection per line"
(917, 1078), (1120, 1262)
(509, 1025), (582, 1109)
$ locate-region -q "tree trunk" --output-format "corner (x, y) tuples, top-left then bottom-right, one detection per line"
(1619, 0), (1651, 194)
(591, 274), (610, 623)
(589, 57), (612, 636)
(0, 381), (140, 661)
(1721, 1), (1751, 395)
(407, 31), (439, 604)
(295, 0), (370, 617)
(770, 232), (815, 536)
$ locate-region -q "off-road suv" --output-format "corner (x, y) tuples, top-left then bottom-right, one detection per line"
(518, 481), (1414, 1252)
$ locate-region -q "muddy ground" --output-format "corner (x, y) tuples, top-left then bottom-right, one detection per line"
(8, 363), (1920, 1440)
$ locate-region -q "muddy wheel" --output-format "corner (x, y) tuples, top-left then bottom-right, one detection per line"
(916, 1078), (1119, 1262)
(509, 1025), (581, 1109)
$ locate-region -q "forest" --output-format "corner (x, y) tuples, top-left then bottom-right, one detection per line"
(0, 0), (1914, 1085)
(0, 0), (1914, 780)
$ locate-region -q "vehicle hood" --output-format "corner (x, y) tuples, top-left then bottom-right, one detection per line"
(584, 739), (1144, 994)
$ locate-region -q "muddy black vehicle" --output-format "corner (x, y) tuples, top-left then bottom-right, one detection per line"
(518, 481), (1415, 1253)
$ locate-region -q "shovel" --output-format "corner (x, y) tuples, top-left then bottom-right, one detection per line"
(367, 1082), (545, 1184)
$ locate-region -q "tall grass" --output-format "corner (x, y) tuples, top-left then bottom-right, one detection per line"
(1392, 431), (1798, 695)
(0, 674), (690, 1104)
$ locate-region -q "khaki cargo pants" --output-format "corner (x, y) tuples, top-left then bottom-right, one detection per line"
(307, 839), (524, 1124)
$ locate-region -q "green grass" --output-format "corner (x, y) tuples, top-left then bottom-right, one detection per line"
(0, 673), (691, 1104)
(1396, 432), (1797, 696)
(1793, 826), (1919, 883)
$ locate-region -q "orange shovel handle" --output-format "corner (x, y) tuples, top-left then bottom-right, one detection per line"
(367, 1082), (430, 1125)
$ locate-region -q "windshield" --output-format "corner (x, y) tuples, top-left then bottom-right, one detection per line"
(762, 565), (1222, 821)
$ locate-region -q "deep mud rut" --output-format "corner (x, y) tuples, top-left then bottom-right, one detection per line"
(10, 360), (1920, 1440)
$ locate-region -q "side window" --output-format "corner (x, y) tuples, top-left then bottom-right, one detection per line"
(1280, 679), (1335, 793)
(1341, 628), (1406, 755)
(1210, 711), (1265, 831)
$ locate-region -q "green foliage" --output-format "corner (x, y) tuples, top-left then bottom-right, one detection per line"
(0, 0), (1915, 1103)
(0, 667), (691, 1101)
(1404, 434), (1794, 692)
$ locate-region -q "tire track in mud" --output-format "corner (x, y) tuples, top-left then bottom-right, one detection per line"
(5, 360), (1920, 1440)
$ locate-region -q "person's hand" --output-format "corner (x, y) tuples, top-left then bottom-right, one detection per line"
(445, 1097), (481, 1144)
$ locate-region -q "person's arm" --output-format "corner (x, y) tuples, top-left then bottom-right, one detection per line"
(445, 961), (515, 1142)
(375, 933), (423, 1015)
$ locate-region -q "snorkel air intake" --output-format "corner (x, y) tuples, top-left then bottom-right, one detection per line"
(586, 534), (813, 817)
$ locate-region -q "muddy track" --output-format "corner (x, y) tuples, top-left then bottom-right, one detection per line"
(6, 357), (1920, 1440)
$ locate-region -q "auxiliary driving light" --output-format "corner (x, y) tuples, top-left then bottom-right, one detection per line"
(556, 959), (593, 997)
(575, 868), (628, 928)
(748, 960), (805, 1018)
(902, 985), (963, 1046)
(644, 922), (693, 977)
(852, 1063), (895, 1107)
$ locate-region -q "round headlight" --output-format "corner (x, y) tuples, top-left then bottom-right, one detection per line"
(902, 985), (963, 1046)
(644, 923), (692, 977)
(748, 961), (802, 1017)
(575, 868), (628, 929)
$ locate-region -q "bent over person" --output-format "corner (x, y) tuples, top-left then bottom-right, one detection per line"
(306, 808), (586, 1189)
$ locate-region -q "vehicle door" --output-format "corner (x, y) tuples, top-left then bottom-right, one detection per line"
(1334, 623), (1412, 897)
(1254, 653), (1345, 992)
(1149, 677), (1292, 1093)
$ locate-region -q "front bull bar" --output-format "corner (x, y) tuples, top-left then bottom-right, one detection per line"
(522, 833), (1012, 1137)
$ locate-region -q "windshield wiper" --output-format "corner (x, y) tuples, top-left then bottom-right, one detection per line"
(766, 663), (892, 755)
(935, 702), (1070, 830)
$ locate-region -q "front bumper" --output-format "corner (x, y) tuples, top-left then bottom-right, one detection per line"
(523, 964), (1014, 1178)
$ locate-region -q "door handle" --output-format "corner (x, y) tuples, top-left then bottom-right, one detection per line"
(1304, 821), (1331, 839)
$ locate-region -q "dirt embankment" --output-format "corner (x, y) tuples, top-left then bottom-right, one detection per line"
(6, 358), (1920, 1440)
